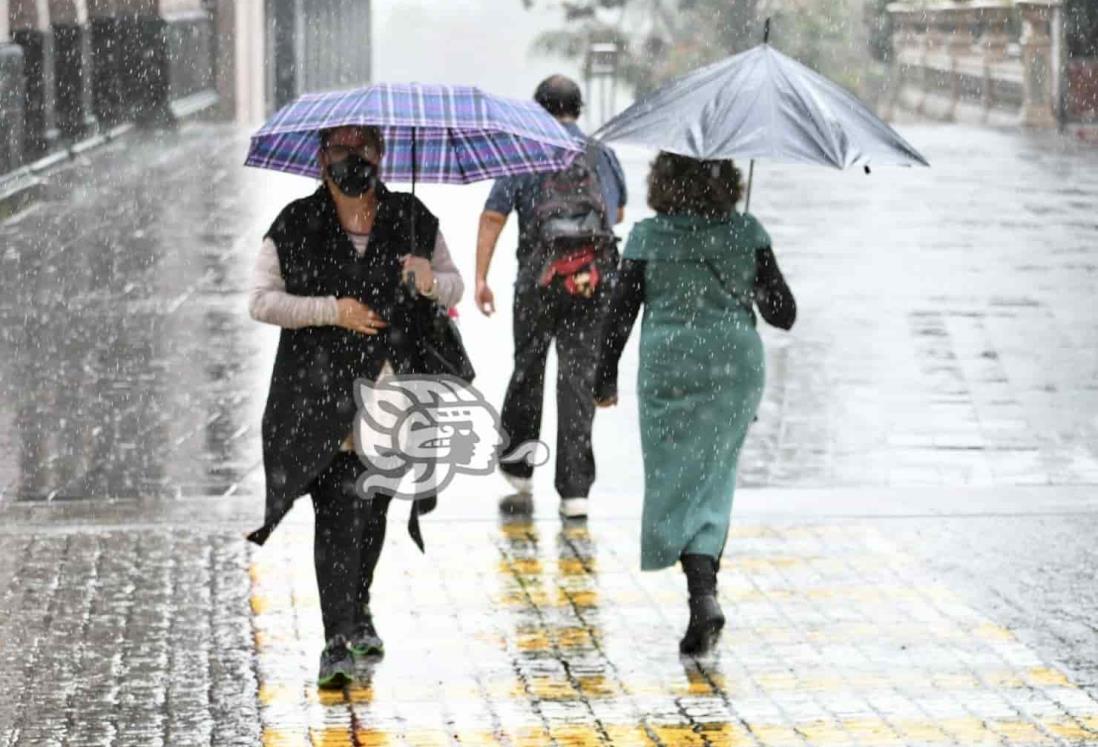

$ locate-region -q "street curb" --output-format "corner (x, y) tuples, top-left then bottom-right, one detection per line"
(0, 94), (221, 221)
(0, 166), (42, 221)
(2, 485), (1096, 532)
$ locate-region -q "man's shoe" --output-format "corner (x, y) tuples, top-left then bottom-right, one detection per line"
(502, 471), (533, 494)
(499, 492), (535, 515)
(679, 595), (725, 655)
(317, 636), (354, 689)
(558, 497), (588, 519)
(348, 614), (384, 657)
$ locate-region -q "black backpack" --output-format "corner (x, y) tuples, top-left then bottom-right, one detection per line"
(529, 141), (618, 296)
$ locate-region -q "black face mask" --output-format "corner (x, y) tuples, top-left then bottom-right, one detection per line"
(326, 154), (378, 197)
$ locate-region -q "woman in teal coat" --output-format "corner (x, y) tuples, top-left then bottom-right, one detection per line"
(597, 153), (796, 654)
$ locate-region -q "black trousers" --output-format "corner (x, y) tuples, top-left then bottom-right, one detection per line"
(309, 451), (392, 641)
(499, 280), (610, 498)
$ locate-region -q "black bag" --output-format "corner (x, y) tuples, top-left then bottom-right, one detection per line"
(395, 265), (475, 383)
(412, 300), (476, 383)
(394, 192), (476, 383)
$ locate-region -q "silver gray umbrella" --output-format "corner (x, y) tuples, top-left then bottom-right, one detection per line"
(594, 35), (929, 207)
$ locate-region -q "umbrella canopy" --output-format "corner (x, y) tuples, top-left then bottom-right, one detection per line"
(245, 83), (583, 183)
(593, 43), (928, 170)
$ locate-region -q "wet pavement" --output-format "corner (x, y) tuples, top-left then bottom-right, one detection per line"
(1, 122), (1097, 745)
(5, 502), (1098, 746)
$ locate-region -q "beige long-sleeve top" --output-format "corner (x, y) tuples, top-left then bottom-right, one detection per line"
(248, 230), (463, 327)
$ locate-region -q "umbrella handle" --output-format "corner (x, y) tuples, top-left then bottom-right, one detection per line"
(745, 15), (766, 215)
(411, 125), (417, 253)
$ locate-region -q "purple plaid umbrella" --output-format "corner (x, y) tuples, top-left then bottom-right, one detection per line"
(244, 82), (583, 187)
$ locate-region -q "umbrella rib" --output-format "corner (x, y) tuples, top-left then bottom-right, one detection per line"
(448, 127), (468, 184)
(774, 50), (844, 168)
(763, 49), (778, 161)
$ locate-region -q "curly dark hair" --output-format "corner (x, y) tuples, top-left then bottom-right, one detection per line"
(646, 152), (744, 217)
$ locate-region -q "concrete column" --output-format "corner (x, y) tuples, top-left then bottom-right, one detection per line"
(224, 0), (265, 124)
(888, 5), (928, 111)
(159, 0), (216, 114)
(886, 8), (910, 115)
(112, 0), (171, 126)
(87, 0), (123, 125)
(978, 4), (1012, 117)
(10, 0), (57, 157)
(918, 10), (944, 115)
(268, 0), (301, 109)
(1019, 0), (1060, 127)
(212, 0), (233, 118)
(1, 0), (29, 173)
(50, 0), (95, 139)
(945, 7), (976, 119)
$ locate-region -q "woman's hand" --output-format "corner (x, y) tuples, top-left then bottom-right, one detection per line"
(401, 255), (435, 296)
(336, 298), (388, 335)
(594, 395), (618, 408)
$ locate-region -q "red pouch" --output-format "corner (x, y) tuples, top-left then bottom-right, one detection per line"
(538, 246), (600, 298)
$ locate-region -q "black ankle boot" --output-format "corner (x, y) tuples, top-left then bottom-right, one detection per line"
(679, 554), (725, 655)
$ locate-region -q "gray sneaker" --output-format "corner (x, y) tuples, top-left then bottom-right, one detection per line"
(499, 492), (535, 515)
(348, 614), (384, 657)
(317, 636), (354, 689)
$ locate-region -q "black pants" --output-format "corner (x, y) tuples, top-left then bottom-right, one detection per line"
(499, 280), (609, 498)
(309, 451), (392, 641)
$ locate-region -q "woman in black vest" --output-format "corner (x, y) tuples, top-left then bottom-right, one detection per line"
(246, 125), (464, 687)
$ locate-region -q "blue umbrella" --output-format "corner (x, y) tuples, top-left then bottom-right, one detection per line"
(594, 22), (929, 209)
(246, 82), (584, 289)
(245, 82), (583, 185)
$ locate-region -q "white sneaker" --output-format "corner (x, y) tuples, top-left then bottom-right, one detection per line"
(502, 471), (533, 495)
(559, 497), (589, 519)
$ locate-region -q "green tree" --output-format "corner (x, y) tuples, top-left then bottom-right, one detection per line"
(525, 0), (878, 95)
(524, 0), (761, 94)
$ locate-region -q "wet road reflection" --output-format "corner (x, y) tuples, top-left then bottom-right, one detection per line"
(3, 123), (1098, 504)
(0, 127), (277, 501)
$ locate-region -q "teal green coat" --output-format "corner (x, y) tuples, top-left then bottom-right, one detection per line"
(623, 212), (769, 570)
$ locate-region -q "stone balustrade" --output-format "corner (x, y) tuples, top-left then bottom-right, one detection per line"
(886, 0), (1061, 127)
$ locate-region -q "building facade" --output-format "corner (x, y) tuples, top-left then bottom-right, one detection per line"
(0, 0), (372, 185)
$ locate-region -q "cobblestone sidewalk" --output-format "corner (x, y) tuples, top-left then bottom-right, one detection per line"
(246, 513), (1098, 746)
(2, 499), (1098, 745)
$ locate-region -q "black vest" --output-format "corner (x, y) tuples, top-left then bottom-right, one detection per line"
(247, 183), (439, 547)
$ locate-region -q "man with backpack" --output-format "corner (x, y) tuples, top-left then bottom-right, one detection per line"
(475, 75), (628, 519)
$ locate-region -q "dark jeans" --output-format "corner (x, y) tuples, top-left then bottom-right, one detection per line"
(499, 280), (610, 498)
(309, 451), (392, 641)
